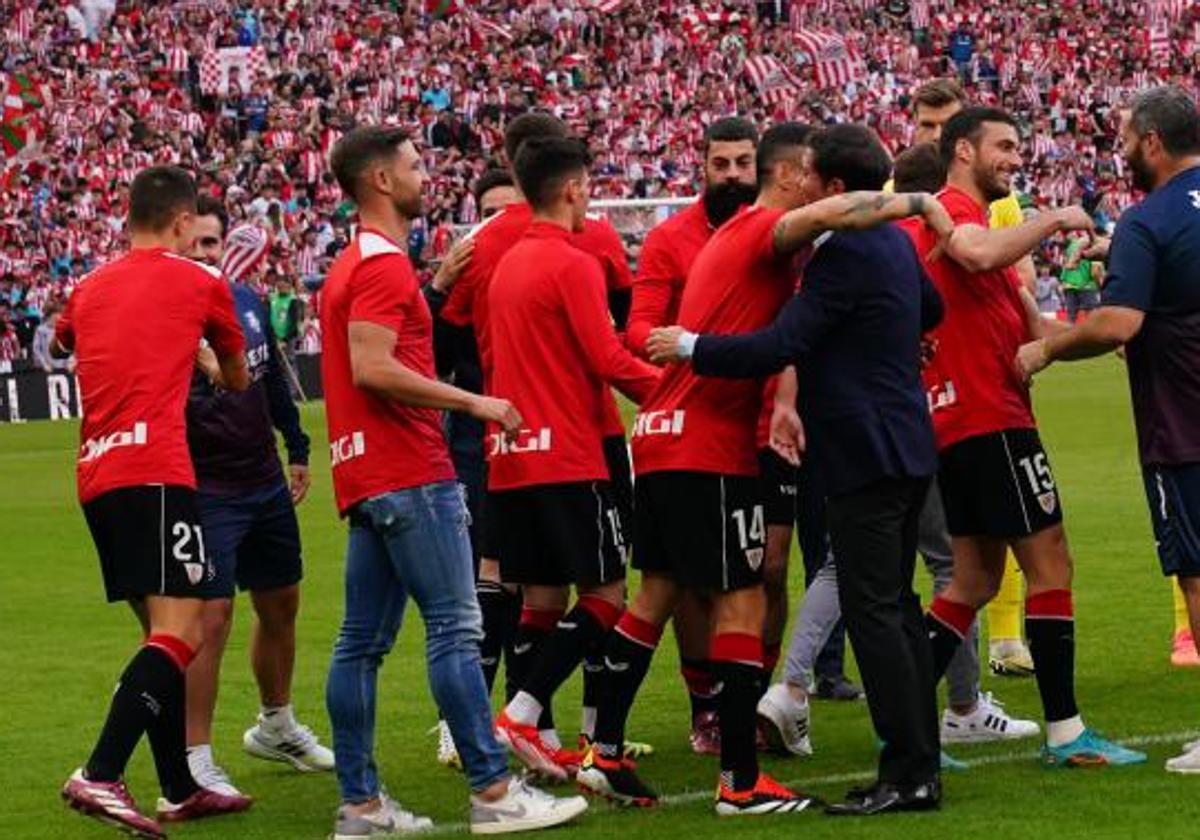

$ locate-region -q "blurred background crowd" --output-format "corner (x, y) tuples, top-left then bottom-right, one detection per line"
(1, 0), (1197, 364)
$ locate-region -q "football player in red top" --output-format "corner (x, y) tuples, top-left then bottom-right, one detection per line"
(486, 136), (661, 782)
(626, 117), (767, 754)
(319, 126), (588, 836)
(436, 114), (648, 763)
(579, 123), (954, 812)
(914, 108), (1144, 766)
(57, 166), (253, 839)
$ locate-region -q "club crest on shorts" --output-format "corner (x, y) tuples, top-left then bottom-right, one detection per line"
(746, 547), (764, 571)
(183, 561), (205, 585)
(1038, 490), (1058, 515)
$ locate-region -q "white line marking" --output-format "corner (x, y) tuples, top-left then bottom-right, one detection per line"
(421, 728), (1199, 836)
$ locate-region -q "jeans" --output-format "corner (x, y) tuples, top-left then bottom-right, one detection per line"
(326, 481), (509, 801)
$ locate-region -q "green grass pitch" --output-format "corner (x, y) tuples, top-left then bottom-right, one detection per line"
(3, 355), (1199, 839)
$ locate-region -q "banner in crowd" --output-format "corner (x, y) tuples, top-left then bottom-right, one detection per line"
(199, 47), (270, 96)
(792, 29), (866, 88)
(0, 356), (324, 423)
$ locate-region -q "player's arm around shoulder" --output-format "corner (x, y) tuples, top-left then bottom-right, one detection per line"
(772, 191), (954, 257)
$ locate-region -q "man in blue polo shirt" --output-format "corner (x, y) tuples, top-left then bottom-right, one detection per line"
(1017, 85), (1200, 774)
(182, 199), (334, 798)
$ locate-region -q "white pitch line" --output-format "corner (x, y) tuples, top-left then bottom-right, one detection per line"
(419, 728), (1199, 836)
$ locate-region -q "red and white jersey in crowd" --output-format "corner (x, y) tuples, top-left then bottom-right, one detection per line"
(181, 111), (205, 135)
(297, 245), (319, 277)
(266, 129), (296, 151)
(299, 149), (323, 184)
(167, 45), (189, 74)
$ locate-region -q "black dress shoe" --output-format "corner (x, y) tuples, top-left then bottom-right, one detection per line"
(826, 778), (941, 816)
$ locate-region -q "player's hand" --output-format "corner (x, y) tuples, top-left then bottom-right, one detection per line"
(288, 463), (311, 505)
(768, 401), (805, 467)
(920, 195), (955, 262)
(432, 237), (475, 292)
(920, 335), (939, 369)
(646, 325), (686, 364)
(1083, 235), (1111, 260)
(1055, 206), (1096, 234)
(195, 345), (221, 383)
(1015, 338), (1049, 383)
(468, 395), (522, 439)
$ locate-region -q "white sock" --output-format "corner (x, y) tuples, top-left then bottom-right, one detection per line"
(1046, 715), (1085, 747)
(580, 707), (597, 740)
(261, 704), (297, 733)
(187, 743), (213, 765)
(539, 728), (562, 751)
(505, 691), (543, 727)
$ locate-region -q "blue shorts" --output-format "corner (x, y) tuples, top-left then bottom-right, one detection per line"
(196, 480), (304, 597)
(1142, 463), (1200, 579)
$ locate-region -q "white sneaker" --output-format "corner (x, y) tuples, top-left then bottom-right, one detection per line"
(186, 748), (243, 797)
(756, 683), (813, 757)
(469, 776), (587, 835)
(432, 720), (462, 770)
(941, 692), (1040, 743)
(333, 790), (433, 838)
(1167, 741), (1200, 774)
(244, 717), (335, 771)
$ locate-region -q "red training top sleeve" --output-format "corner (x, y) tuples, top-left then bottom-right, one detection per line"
(626, 226), (679, 356)
(203, 277), (247, 358)
(560, 256), (661, 404)
(349, 254), (417, 333)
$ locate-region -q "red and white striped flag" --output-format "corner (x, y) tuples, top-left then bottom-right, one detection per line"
(911, 0), (930, 29)
(792, 29), (865, 88)
(743, 54), (802, 106)
(587, 0), (627, 12)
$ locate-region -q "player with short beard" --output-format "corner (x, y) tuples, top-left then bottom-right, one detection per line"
(910, 107), (1146, 769)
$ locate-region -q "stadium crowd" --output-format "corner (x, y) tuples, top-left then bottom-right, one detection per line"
(2, 0), (1198, 362)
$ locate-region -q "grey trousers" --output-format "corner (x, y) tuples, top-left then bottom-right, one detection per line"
(783, 481), (980, 708)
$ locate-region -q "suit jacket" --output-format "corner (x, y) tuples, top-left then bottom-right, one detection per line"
(693, 226), (942, 497)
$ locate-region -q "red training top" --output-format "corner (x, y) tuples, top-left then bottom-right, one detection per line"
(55, 247), (245, 503)
(440, 202), (632, 437)
(486, 221), (660, 491)
(900, 186), (1035, 451)
(320, 229), (455, 515)
(632, 205), (798, 477)
(626, 200), (713, 356)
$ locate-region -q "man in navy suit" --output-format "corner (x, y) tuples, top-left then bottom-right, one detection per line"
(648, 124), (946, 815)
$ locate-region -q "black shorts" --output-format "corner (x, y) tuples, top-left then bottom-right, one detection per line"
(604, 434), (634, 529)
(633, 471), (766, 593)
(758, 448), (799, 526)
(83, 484), (224, 603)
(196, 480), (303, 597)
(938, 428), (1064, 539)
(490, 480), (628, 587)
(1142, 463), (1200, 579)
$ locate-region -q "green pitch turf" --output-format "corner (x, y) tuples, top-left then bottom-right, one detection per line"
(3, 355), (1199, 840)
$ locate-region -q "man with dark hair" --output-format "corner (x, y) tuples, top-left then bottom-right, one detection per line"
(578, 123), (953, 812)
(903, 83), (1039, 679)
(176, 210), (333, 801)
(473, 169), (518, 218)
(320, 126), (587, 836)
(893, 143), (948, 195)
(57, 165), (253, 838)
(437, 113), (646, 772)
(649, 122), (950, 816)
(489, 136), (661, 780)
(626, 115), (764, 755)
(1016, 84), (1200, 773)
(913, 107), (1146, 768)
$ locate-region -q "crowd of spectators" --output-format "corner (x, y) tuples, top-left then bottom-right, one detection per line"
(1, 0), (1198, 363)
